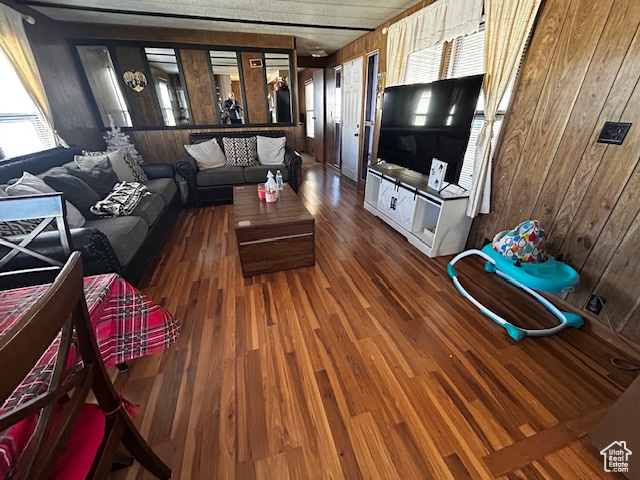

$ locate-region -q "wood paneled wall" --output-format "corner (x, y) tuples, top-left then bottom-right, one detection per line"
(240, 52), (267, 124)
(130, 126), (300, 164)
(113, 46), (163, 126)
(35, 20), (299, 160)
(469, 0), (640, 343)
(180, 49), (218, 125)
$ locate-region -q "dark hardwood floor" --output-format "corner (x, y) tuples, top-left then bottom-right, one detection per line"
(111, 162), (637, 479)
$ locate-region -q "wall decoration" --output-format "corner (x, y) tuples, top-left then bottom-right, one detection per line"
(428, 159), (448, 190)
(123, 70), (148, 92)
(249, 58), (263, 68)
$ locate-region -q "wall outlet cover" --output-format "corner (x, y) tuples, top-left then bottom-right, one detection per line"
(597, 122), (632, 145)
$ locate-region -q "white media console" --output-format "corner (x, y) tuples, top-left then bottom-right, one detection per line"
(364, 164), (473, 258)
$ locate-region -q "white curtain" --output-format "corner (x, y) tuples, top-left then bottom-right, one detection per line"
(0, 3), (64, 146)
(466, 0), (542, 217)
(386, 0), (483, 87)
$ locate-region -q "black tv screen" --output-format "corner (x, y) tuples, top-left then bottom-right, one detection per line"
(378, 74), (483, 184)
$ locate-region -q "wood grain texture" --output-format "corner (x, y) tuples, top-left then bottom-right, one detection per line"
(179, 49), (218, 125)
(470, 0), (640, 343)
(128, 126), (300, 164)
(113, 46), (164, 127)
(108, 162), (636, 480)
(233, 185), (315, 276)
(240, 52), (267, 125)
(57, 22), (294, 49)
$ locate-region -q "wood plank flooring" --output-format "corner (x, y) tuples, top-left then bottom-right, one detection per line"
(111, 163), (637, 479)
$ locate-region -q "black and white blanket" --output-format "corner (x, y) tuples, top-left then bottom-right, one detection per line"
(90, 181), (150, 217)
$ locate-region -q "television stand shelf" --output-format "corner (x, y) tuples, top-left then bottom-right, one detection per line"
(364, 164), (473, 258)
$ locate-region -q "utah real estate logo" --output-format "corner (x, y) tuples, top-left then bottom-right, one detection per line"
(600, 441), (632, 473)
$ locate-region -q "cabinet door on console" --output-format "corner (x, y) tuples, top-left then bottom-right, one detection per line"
(377, 178), (396, 218)
(395, 186), (417, 231)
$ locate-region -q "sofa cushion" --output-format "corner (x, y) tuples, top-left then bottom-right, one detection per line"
(131, 193), (164, 227)
(42, 172), (101, 220)
(5, 172), (86, 228)
(84, 216), (148, 265)
(222, 137), (257, 167)
(196, 167), (245, 187)
(65, 158), (119, 198)
(257, 136), (286, 165)
(185, 137), (226, 170)
(144, 178), (177, 205)
(243, 165), (290, 184)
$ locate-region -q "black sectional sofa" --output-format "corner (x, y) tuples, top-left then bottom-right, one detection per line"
(176, 130), (302, 206)
(0, 146), (180, 286)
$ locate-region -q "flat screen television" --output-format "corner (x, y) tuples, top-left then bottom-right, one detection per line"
(377, 74), (484, 186)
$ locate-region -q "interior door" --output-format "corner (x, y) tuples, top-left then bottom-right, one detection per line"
(312, 69), (325, 162)
(341, 57), (363, 182)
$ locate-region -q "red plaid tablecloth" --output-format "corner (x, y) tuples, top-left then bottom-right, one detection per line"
(0, 274), (180, 477)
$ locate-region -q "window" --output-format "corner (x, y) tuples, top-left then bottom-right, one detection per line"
(404, 43), (444, 85)
(0, 51), (55, 160)
(305, 80), (314, 138)
(446, 24), (514, 191)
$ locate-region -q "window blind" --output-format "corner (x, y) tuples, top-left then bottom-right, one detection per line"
(305, 80), (314, 138)
(403, 43), (444, 85)
(0, 51), (54, 160)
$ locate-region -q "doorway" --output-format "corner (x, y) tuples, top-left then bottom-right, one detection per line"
(361, 51), (379, 181)
(341, 57), (363, 182)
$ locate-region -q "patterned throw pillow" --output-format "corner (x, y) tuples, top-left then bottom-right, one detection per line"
(122, 151), (148, 183)
(222, 137), (258, 167)
(90, 181), (150, 218)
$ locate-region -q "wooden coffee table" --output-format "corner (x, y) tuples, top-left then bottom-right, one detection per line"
(233, 185), (315, 277)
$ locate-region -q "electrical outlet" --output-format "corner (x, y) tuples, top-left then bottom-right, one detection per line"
(597, 122), (631, 145)
(586, 295), (604, 315)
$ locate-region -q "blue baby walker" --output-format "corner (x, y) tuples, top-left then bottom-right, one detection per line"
(447, 220), (583, 341)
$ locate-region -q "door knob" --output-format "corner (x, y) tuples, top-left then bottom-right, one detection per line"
(354, 133), (359, 137)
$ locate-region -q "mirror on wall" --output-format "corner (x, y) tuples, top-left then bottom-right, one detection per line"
(209, 50), (244, 125)
(144, 47), (191, 126)
(265, 52), (292, 124)
(76, 45), (132, 127)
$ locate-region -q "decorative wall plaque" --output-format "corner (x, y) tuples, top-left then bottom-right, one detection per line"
(123, 70), (148, 92)
(249, 58), (263, 68)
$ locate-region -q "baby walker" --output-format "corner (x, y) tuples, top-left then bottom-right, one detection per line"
(447, 220), (583, 341)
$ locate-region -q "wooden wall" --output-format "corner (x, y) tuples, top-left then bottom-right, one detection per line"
(46, 22), (299, 162)
(469, 0), (640, 343)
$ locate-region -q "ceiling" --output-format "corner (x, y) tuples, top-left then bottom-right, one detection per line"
(25, 0), (420, 56)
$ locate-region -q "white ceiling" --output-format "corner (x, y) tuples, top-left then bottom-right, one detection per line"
(28, 0), (419, 55)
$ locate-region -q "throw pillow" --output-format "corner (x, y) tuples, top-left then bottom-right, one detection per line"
(256, 136), (286, 166)
(222, 137), (258, 167)
(43, 172), (102, 219)
(122, 151), (148, 183)
(66, 156), (119, 198)
(90, 181), (151, 218)
(184, 138), (226, 170)
(78, 150), (148, 183)
(4, 172), (86, 228)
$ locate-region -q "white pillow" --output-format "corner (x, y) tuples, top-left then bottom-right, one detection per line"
(184, 138), (226, 170)
(5, 172), (86, 228)
(256, 136), (286, 166)
(75, 150), (136, 182)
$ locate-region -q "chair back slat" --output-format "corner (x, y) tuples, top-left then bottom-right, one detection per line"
(0, 253), (98, 479)
(0, 194), (73, 289)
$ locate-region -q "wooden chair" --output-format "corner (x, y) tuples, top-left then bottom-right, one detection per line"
(0, 252), (171, 479)
(0, 193), (72, 289)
